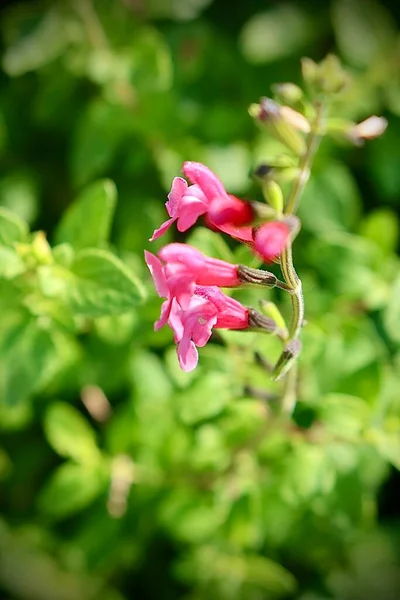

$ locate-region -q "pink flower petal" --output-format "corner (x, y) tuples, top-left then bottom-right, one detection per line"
(207, 195), (253, 227)
(254, 222), (290, 263)
(144, 251), (168, 297)
(155, 298), (172, 330)
(183, 161), (227, 202)
(177, 337), (199, 372)
(166, 177), (188, 217)
(149, 218), (175, 242)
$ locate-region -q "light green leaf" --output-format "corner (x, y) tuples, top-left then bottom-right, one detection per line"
(2, 6), (71, 76)
(38, 249), (146, 317)
(44, 402), (100, 464)
(176, 372), (233, 424)
(54, 180), (117, 250)
(70, 100), (131, 186)
(319, 393), (371, 439)
(332, 0), (396, 67)
(0, 207), (28, 246)
(70, 249), (145, 316)
(130, 350), (172, 407)
(0, 319), (56, 407)
(383, 274), (400, 344)
(0, 246), (25, 278)
(282, 444), (336, 503)
(240, 5), (315, 64)
(299, 161), (361, 234)
(359, 208), (399, 255)
(37, 462), (107, 519)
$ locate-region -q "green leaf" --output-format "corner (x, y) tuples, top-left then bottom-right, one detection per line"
(44, 402), (100, 464)
(332, 0), (396, 67)
(37, 462), (107, 519)
(38, 249), (146, 317)
(0, 246), (25, 278)
(2, 5), (71, 76)
(54, 180), (117, 250)
(176, 373), (233, 425)
(299, 161), (361, 234)
(359, 208), (399, 255)
(319, 394), (371, 439)
(240, 5), (315, 64)
(383, 274), (400, 344)
(0, 318), (56, 407)
(0, 207), (28, 246)
(70, 100), (132, 186)
(69, 249), (145, 316)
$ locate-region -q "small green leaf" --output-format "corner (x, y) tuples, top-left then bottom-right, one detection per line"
(54, 180), (117, 250)
(359, 208), (399, 255)
(319, 393), (370, 439)
(38, 249), (146, 317)
(0, 246), (25, 278)
(176, 373), (233, 424)
(44, 402), (100, 464)
(2, 6), (70, 76)
(240, 5), (314, 64)
(69, 249), (145, 316)
(37, 462), (106, 519)
(332, 0), (396, 67)
(383, 274), (400, 344)
(0, 207), (28, 246)
(0, 318), (56, 407)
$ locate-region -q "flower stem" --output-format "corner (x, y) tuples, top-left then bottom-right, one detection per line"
(273, 101), (324, 386)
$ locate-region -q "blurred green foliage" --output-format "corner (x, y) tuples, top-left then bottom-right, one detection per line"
(0, 0), (400, 599)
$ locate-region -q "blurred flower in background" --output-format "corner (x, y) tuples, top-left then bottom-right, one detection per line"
(0, 1), (399, 599)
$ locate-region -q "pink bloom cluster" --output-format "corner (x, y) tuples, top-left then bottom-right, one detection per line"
(145, 245), (247, 371)
(146, 161), (290, 371)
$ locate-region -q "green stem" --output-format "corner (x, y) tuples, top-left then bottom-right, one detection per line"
(273, 101), (324, 387)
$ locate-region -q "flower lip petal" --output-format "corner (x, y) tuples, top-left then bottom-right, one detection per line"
(144, 250), (168, 297)
(177, 336), (199, 372)
(183, 161), (228, 202)
(166, 177), (188, 217)
(149, 218), (175, 242)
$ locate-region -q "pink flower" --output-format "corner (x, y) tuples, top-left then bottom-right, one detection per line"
(150, 162), (254, 241)
(150, 177), (209, 241)
(183, 162), (254, 228)
(169, 286), (249, 371)
(253, 221), (290, 263)
(159, 243), (241, 287)
(144, 244), (242, 328)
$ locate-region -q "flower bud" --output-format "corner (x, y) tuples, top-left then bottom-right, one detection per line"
(272, 338), (302, 381)
(250, 97), (306, 156)
(253, 221), (290, 263)
(302, 54), (349, 95)
(272, 82), (304, 104)
(259, 300), (288, 338)
(349, 116), (388, 144)
(262, 180), (284, 214)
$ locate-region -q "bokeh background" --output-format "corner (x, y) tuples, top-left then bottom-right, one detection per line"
(0, 0), (400, 599)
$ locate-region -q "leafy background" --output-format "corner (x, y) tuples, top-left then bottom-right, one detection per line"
(0, 0), (399, 599)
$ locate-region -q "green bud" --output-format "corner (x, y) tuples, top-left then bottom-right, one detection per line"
(302, 54), (349, 96)
(259, 300), (288, 338)
(257, 98), (306, 156)
(272, 82), (304, 104)
(301, 57), (319, 87)
(317, 54), (349, 94)
(262, 180), (284, 214)
(31, 232), (53, 265)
